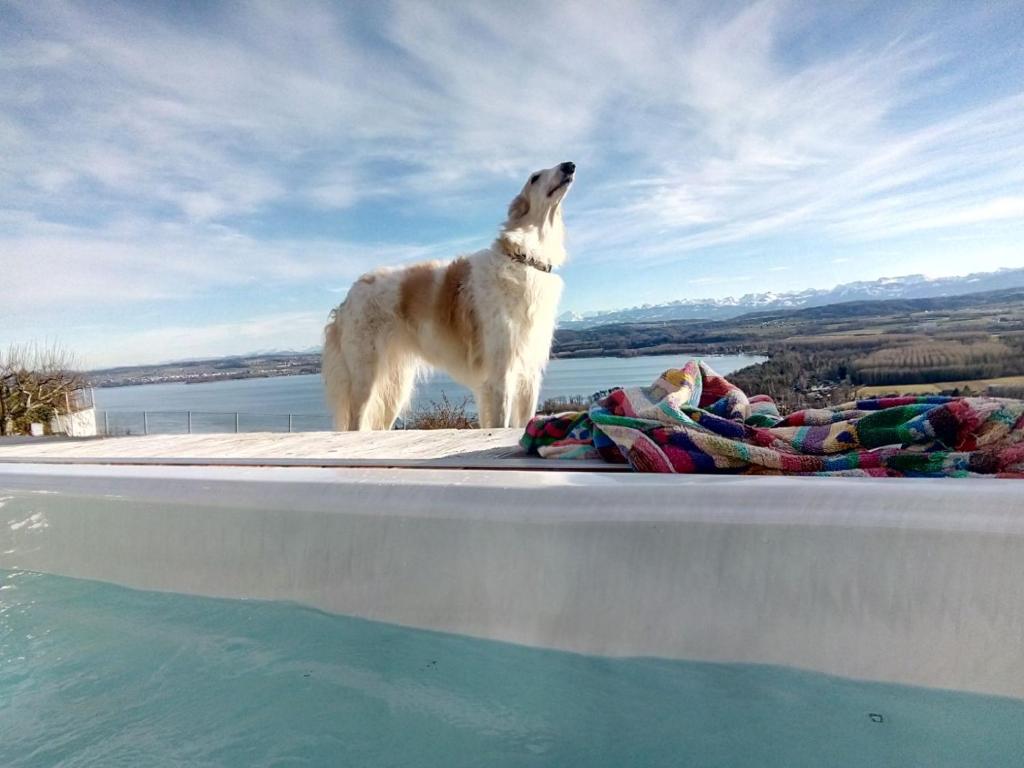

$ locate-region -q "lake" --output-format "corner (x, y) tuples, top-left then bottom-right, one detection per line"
(93, 354), (764, 434)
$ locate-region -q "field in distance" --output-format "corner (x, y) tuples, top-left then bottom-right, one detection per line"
(856, 375), (1024, 397)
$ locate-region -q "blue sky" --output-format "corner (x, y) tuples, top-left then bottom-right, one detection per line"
(1, 0), (1022, 368)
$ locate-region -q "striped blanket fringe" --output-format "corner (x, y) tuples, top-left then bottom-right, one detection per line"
(521, 359), (1024, 477)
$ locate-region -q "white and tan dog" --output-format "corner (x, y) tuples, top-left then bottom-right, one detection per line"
(322, 161), (575, 430)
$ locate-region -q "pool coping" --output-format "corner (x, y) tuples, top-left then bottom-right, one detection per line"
(2, 460), (1024, 699)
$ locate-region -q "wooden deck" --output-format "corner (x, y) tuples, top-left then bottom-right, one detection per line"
(0, 429), (623, 470)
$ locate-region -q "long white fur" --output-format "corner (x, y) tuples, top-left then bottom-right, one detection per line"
(322, 162), (573, 430)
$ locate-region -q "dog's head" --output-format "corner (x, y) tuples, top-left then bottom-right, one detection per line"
(507, 161), (575, 222)
(501, 162), (574, 268)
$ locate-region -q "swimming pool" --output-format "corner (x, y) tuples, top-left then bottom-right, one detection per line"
(1, 462), (1023, 765)
(3, 569), (1022, 767)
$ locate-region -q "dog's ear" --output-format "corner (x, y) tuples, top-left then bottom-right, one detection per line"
(507, 193), (530, 220)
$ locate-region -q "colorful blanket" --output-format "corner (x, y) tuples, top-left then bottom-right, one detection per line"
(521, 360), (1024, 477)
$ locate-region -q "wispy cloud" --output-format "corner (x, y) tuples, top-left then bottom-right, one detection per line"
(0, 212), (473, 311)
(86, 311), (330, 368)
(1, 0), (1022, 364)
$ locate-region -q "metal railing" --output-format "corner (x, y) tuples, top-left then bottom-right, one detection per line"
(96, 410), (334, 436)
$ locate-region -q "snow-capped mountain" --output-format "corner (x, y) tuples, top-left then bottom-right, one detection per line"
(558, 267), (1024, 327)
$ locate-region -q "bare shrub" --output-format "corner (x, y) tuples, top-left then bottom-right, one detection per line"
(405, 393), (477, 429)
(1, 342), (86, 436)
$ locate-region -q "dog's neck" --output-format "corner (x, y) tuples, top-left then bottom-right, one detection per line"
(497, 237), (554, 273)
(496, 205), (566, 272)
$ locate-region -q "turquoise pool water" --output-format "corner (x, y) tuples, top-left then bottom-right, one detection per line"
(2, 569), (1022, 767)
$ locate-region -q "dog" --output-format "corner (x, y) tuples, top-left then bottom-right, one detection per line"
(322, 161), (575, 430)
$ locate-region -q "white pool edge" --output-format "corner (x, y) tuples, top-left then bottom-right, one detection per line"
(2, 463), (1023, 699)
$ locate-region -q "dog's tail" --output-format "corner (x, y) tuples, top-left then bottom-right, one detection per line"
(322, 307), (351, 430)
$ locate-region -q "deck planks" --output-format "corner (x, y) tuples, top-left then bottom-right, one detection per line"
(0, 429), (624, 471)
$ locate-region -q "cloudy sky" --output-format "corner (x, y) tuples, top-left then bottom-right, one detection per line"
(2, 0), (1022, 368)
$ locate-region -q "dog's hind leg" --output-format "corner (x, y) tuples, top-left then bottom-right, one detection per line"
(374, 354), (418, 430)
(322, 311), (353, 430)
(347, 330), (416, 430)
(324, 307), (384, 430)
(335, 332), (379, 431)
(346, 365), (377, 430)
(328, 379), (352, 430)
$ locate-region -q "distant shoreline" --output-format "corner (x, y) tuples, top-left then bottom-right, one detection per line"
(90, 348), (759, 389)
(93, 369), (319, 389)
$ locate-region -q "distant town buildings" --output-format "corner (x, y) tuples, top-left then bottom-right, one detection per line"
(89, 354), (321, 388)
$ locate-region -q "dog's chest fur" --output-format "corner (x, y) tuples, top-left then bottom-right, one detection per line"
(473, 254), (562, 372)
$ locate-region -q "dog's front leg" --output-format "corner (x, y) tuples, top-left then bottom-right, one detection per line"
(475, 389), (493, 429)
(479, 378), (513, 428)
(512, 371), (541, 427)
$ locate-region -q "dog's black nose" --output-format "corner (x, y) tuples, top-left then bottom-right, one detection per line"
(560, 161), (576, 175)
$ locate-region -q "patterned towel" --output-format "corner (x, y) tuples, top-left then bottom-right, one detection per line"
(521, 359), (1024, 477)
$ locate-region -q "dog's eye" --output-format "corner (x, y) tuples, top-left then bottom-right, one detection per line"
(530, 174), (540, 184)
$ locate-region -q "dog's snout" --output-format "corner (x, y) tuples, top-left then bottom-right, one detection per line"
(560, 161), (576, 175)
